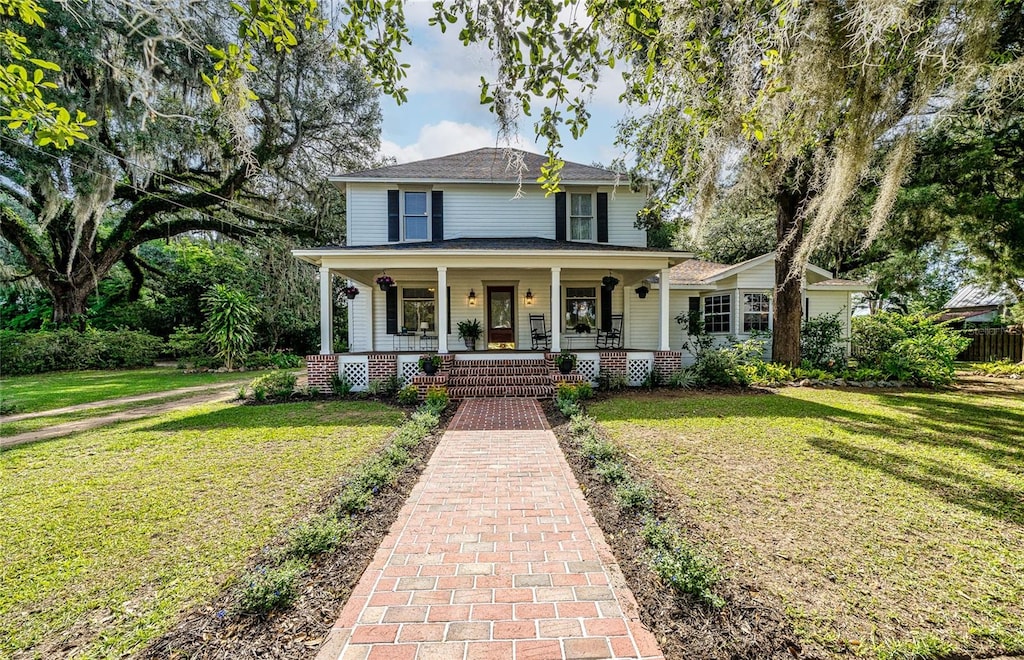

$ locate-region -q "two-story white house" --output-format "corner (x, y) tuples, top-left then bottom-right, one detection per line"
(294, 148), (868, 397)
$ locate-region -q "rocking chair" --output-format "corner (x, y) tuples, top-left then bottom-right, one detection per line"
(529, 314), (551, 350)
(595, 314), (624, 349)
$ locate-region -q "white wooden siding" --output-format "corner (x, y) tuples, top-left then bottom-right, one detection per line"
(345, 183), (648, 247)
(348, 183), (390, 245)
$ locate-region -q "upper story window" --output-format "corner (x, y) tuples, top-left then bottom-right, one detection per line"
(743, 293), (770, 332)
(569, 193), (594, 241)
(704, 294), (731, 333)
(404, 191), (429, 241)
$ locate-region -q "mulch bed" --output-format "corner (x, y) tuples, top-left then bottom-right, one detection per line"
(544, 401), (811, 660)
(140, 407), (452, 660)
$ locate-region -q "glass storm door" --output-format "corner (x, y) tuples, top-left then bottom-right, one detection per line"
(487, 286), (515, 348)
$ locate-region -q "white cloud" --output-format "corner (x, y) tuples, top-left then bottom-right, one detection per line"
(381, 121), (510, 162)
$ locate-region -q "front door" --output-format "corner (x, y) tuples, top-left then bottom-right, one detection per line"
(487, 286), (515, 348)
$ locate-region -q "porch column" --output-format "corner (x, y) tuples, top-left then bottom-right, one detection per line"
(550, 267), (561, 352)
(437, 266), (449, 354)
(319, 265), (333, 354)
(660, 267), (672, 351)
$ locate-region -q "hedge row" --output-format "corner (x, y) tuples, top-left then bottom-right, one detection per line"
(0, 329), (164, 376)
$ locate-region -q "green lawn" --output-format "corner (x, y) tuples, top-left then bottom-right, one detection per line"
(1, 400), (403, 658)
(0, 367), (254, 414)
(592, 387), (1024, 660)
(0, 392), (203, 437)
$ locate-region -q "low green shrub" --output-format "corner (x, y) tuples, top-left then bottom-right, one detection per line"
(738, 361), (794, 386)
(337, 484), (373, 514)
(243, 350), (304, 369)
(397, 384), (419, 405)
(852, 313), (970, 385)
(577, 433), (617, 466)
(569, 412), (595, 436)
(423, 386), (449, 415)
(595, 459), (628, 484)
(793, 365), (832, 381)
(286, 514), (355, 558)
(249, 370), (297, 400)
(801, 312), (846, 371)
(614, 479), (655, 511)
(237, 559), (306, 613)
(970, 360), (1024, 377)
(596, 371), (629, 391)
(383, 443), (411, 468)
(641, 517), (723, 608)
(367, 375), (401, 396)
(0, 328), (164, 375)
(640, 368), (664, 389)
(330, 373), (353, 396)
(668, 368), (699, 389)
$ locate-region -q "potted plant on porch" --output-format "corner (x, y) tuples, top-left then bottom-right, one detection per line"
(457, 318), (482, 350)
(418, 353), (442, 375)
(554, 350), (578, 374)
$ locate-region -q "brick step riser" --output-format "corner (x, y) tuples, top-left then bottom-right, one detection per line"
(451, 360), (547, 369)
(448, 367), (549, 377)
(449, 386), (554, 400)
(448, 376), (552, 387)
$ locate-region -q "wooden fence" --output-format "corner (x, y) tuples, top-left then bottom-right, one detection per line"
(958, 328), (1023, 362)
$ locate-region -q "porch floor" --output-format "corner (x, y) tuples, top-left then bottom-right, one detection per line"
(316, 399), (662, 660)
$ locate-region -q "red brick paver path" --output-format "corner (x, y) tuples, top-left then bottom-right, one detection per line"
(317, 399), (662, 660)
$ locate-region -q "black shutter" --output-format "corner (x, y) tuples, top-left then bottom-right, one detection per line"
(386, 287), (398, 334)
(688, 296), (701, 335)
(387, 189), (400, 242)
(600, 286), (613, 331)
(431, 190), (444, 242)
(596, 192), (609, 243)
(555, 192), (567, 241)
(447, 286), (451, 335)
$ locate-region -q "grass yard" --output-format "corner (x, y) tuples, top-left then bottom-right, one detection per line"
(0, 367), (254, 414)
(0, 392), (204, 437)
(592, 387), (1024, 660)
(0, 400), (403, 658)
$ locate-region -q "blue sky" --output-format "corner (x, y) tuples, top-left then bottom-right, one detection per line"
(377, 3), (626, 166)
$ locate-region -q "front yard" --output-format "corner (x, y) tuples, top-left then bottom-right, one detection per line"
(0, 367), (253, 415)
(592, 386), (1024, 659)
(0, 400), (403, 658)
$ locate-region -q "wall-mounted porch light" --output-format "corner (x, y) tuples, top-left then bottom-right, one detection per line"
(468, 288), (477, 305)
(524, 288), (534, 305)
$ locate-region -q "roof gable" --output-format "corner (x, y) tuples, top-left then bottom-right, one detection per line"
(667, 252), (843, 286)
(333, 148), (622, 184)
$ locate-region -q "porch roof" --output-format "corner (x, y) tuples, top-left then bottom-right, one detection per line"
(293, 238), (690, 272)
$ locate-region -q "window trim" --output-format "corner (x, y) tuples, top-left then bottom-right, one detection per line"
(702, 293), (732, 334)
(400, 284), (436, 333)
(563, 283), (599, 332)
(742, 291), (772, 333)
(401, 189), (431, 242)
(567, 191), (596, 243)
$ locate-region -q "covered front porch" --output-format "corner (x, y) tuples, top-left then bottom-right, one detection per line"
(293, 239), (689, 394)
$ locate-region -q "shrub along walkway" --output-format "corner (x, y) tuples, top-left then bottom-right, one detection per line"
(317, 399), (662, 660)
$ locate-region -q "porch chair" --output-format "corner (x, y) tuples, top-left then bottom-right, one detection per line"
(595, 314), (624, 349)
(529, 314), (551, 350)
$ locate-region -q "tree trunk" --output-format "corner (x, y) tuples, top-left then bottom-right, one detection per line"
(50, 284), (92, 330)
(772, 185), (807, 367)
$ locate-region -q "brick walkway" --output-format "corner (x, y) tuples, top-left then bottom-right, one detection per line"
(317, 399), (662, 660)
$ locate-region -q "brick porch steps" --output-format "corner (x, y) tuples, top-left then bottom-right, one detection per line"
(446, 358), (555, 400)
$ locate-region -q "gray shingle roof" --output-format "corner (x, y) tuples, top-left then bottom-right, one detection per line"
(334, 148), (621, 183)
(310, 237), (683, 253)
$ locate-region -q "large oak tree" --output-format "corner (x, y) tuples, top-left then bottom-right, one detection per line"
(0, 1), (379, 326)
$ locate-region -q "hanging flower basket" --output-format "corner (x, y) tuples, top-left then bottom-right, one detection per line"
(601, 275), (620, 290)
(375, 274), (395, 291)
(635, 285), (649, 299)
(341, 285), (360, 300)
